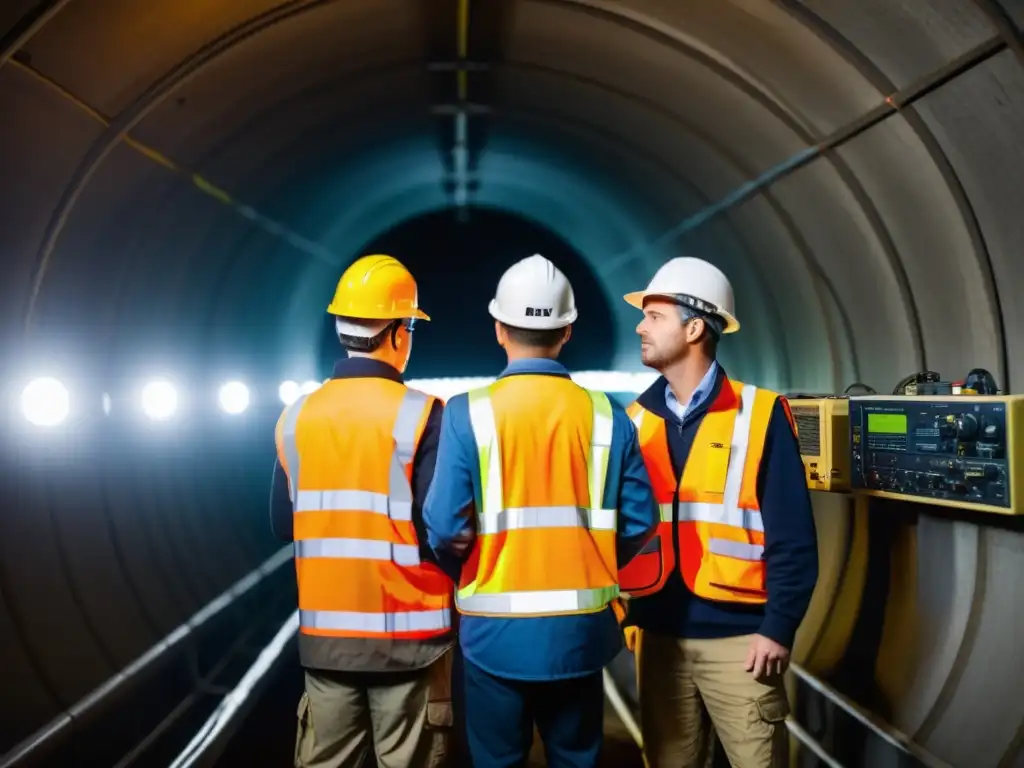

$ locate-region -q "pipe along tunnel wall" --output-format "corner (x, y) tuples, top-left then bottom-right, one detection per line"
(1, 1), (1024, 765)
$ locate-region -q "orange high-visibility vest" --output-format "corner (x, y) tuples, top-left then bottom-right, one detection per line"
(455, 375), (620, 617)
(275, 378), (453, 641)
(619, 379), (785, 604)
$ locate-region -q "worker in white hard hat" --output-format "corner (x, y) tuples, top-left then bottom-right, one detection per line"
(618, 257), (818, 768)
(423, 254), (659, 767)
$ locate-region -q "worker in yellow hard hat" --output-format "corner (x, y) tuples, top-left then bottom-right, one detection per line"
(271, 254), (455, 768)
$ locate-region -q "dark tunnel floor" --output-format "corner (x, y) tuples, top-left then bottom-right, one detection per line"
(216, 647), (644, 767)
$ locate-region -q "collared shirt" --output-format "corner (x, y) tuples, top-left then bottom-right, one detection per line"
(423, 357), (658, 681)
(664, 359), (719, 422)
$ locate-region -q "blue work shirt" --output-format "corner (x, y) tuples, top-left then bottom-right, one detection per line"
(664, 360), (720, 421)
(423, 358), (659, 681)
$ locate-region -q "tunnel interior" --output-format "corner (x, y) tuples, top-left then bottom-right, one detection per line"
(327, 207), (617, 378)
(2, 1), (1024, 766)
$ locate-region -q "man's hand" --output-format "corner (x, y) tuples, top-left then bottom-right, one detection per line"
(744, 634), (790, 680)
(449, 529), (474, 558)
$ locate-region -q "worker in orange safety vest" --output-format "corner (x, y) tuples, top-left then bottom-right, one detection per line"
(271, 254), (454, 768)
(422, 254), (659, 767)
(618, 257), (818, 768)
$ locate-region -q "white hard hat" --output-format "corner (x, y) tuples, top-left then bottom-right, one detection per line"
(488, 254), (578, 330)
(624, 257), (739, 333)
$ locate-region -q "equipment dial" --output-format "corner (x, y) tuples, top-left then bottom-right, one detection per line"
(956, 413), (979, 440)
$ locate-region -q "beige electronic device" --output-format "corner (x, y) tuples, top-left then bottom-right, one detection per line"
(788, 397), (851, 493)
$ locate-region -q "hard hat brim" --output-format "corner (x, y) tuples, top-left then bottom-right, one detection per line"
(326, 304), (430, 322)
(623, 291), (739, 333)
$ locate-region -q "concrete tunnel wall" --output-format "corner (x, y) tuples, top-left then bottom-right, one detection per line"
(0, 0), (1023, 765)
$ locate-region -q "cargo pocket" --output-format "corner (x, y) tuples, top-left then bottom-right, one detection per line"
(754, 691), (791, 767)
(755, 691), (790, 725)
(294, 692), (313, 767)
(424, 652), (454, 767)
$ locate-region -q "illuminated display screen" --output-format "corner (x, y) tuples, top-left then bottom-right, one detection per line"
(867, 413), (907, 434)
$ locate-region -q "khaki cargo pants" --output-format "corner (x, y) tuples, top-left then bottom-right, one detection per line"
(637, 632), (790, 768)
(294, 651), (453, 768)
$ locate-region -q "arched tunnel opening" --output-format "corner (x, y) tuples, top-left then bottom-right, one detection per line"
(323, 207), (617, 378)
(1, 1), (1023, 767)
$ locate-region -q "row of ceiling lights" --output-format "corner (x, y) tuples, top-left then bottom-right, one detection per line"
(17, 377), (324, 427)
(17, 371), (661, 427)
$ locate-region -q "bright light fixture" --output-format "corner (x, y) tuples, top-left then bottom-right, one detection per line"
(21, 377), (70, 426)
(218, 381), (250, 414)
(405, 371), (659, 400)
(141, 379), (178, 420)
(279, 380), (300, 405)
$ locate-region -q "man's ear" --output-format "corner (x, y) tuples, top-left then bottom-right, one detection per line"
(685, 316), (706, 344)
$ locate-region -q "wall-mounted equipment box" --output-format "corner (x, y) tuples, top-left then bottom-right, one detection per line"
(848, 395), (1024, 515)
(789, 397), (850, 493)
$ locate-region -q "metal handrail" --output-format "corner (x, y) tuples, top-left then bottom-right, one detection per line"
(0, 545), (293, 768)
(789, 663), (953, 768)
(600, 657), (953, 768)
(168, 611), (300, 767)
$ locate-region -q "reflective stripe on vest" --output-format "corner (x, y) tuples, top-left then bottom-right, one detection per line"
(619, 380), (773, 602)
(281, 386), (451, 636)
(456, 385), (619, 616)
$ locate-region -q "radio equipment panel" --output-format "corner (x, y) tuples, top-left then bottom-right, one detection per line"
(849, 395), (1024, 515)
(789, 397), (850, 492)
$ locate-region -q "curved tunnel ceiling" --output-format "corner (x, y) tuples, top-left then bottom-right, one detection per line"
(1, 0), (1024, 765)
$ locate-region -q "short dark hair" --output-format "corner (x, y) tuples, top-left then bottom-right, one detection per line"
(336, 317), (396, 352)
(677, 306), (720, 357)
(501, 323), (567, 349)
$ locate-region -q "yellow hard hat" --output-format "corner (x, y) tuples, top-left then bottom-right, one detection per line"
(326, 254), (430, 321)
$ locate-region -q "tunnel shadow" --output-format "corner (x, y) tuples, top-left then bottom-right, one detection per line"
(317, 206), (617, 380)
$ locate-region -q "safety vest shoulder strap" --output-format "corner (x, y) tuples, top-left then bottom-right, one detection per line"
(278, 385), (434, 517)
(466, 384), (615, 515)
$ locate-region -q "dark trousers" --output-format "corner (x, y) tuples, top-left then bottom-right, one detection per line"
(462, 657), (604, 768)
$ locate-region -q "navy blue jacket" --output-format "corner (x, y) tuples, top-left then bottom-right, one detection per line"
(626, 366), (818, 649)
(270, 358), (444, 569)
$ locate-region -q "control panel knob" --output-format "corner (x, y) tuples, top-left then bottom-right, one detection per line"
(956, 413), (979, 440)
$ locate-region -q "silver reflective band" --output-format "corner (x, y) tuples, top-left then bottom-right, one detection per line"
(677, 502), (764, 532)
(456, 586), (619, 615)
(295, 538), (421, 567)
(301, 608), (450, 633)
(658, 502), (674, 522)
(294, 489), (412, 522)
(707, 538), (764, 561)
(281, 393), (311, 508)
(477, 505), (617, 535)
